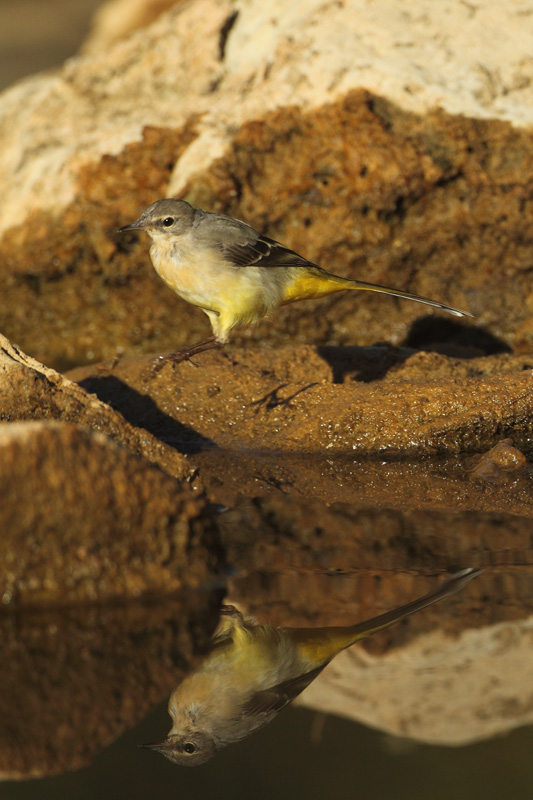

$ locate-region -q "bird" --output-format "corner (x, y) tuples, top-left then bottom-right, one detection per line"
(140, 568), (481, 766)
(118, 199), (472, 369)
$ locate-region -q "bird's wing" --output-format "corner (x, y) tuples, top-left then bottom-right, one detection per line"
(219, 233), (315, 269)
(194, 210), (319, 268)
(240, 664), (325, 717)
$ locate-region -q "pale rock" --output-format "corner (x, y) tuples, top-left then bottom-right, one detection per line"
(1, 0), (533, 234)
(81, 0), (179, 53)
(298, 617), (533, 745)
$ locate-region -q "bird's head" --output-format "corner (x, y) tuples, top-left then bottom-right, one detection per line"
(140, 730), (218, 767)
(118, 199), (195, 240)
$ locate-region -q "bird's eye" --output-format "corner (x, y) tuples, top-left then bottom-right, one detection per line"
(163, 217), (174, 227)
(183, 742), (196, 754)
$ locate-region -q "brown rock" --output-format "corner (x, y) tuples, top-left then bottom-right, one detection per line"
(471, 438), (528, 483)
(0, 420), (221, 608)
(69, 346), (533, 457)
(0, 337), (224, 775)
(0, 333), (195, 480)
(1, 2), (533, 365)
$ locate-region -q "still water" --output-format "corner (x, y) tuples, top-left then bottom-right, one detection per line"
(2, 453), (532, 799)
(4, 701), (533, 800)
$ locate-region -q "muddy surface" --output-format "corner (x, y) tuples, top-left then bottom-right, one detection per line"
(69, 344), (533, 457)
(66, 342), (533, 633)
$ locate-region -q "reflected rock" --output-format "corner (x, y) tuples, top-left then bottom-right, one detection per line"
(220, 501), (533, 748)
(222, 496), (533, 631)
(0, 596), (221, 779)
(299, 582), (533, 746)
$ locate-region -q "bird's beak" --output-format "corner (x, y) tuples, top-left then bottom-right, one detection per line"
(139, 740), (172, 753)
(117, 218), (144, 233)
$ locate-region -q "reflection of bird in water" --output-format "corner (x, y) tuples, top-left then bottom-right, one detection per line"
(142, 568), (480, 766)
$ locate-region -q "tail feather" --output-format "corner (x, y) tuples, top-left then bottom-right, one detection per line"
(336, 568), (482, 644)
(281, 267), (472, 319)
(290, 568), (482, 665)
(347, 277), (473, 319)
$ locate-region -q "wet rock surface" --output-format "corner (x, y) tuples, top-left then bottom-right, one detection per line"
(193, 448), (533, 515)
(471, 438), (529, 483)
(0, 332), (532, 769)
(69, 345), (533, 457)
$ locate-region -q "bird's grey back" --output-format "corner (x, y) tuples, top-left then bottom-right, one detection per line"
(192, 207), (260, 247)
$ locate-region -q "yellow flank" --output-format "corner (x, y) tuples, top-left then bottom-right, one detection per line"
(287, 625), (369, 668)
(281, 269), (353, 304)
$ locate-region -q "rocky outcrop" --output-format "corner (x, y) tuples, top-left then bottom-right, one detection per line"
(0, 333), (196, 479)
(1, 0), (533, 772)
(0, 420), (220, 608)
(0, 334), (222, 608)
(1, 1), (533, 366)
(69, 346), (533, 457)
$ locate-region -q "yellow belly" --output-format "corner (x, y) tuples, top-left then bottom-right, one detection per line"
(150, 242), (284, 336)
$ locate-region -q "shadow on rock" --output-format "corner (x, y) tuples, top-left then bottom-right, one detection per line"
(316, 344), (414, 383)
(404, 316), (512, 357)
(77, 374), (215, 453)
(317, 317), (508, 383)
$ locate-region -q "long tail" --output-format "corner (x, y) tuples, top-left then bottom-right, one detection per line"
(290, 568), (481, 665)
(281, 267), (473, 319)
(346, 277), (473, 318)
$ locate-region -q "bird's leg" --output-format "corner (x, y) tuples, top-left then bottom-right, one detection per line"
(151, 336), (223, 374)
(219, 604), (244, 619)
(216, 605), (246, 636)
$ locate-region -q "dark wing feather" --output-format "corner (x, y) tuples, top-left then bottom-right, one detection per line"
(240, 664), (325, 718)
(219, 234), (316, 270)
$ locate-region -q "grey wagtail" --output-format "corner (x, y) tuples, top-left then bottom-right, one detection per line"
(119, 199), (473, 368)
(141, 568), (481, 766)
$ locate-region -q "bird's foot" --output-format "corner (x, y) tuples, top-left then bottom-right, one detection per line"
(220, 604), (243, 618)
(150, 337), (223, 376)
(217, 604), (246, 634)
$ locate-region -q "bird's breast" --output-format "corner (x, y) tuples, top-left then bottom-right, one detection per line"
(149, 241), (284, 321)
